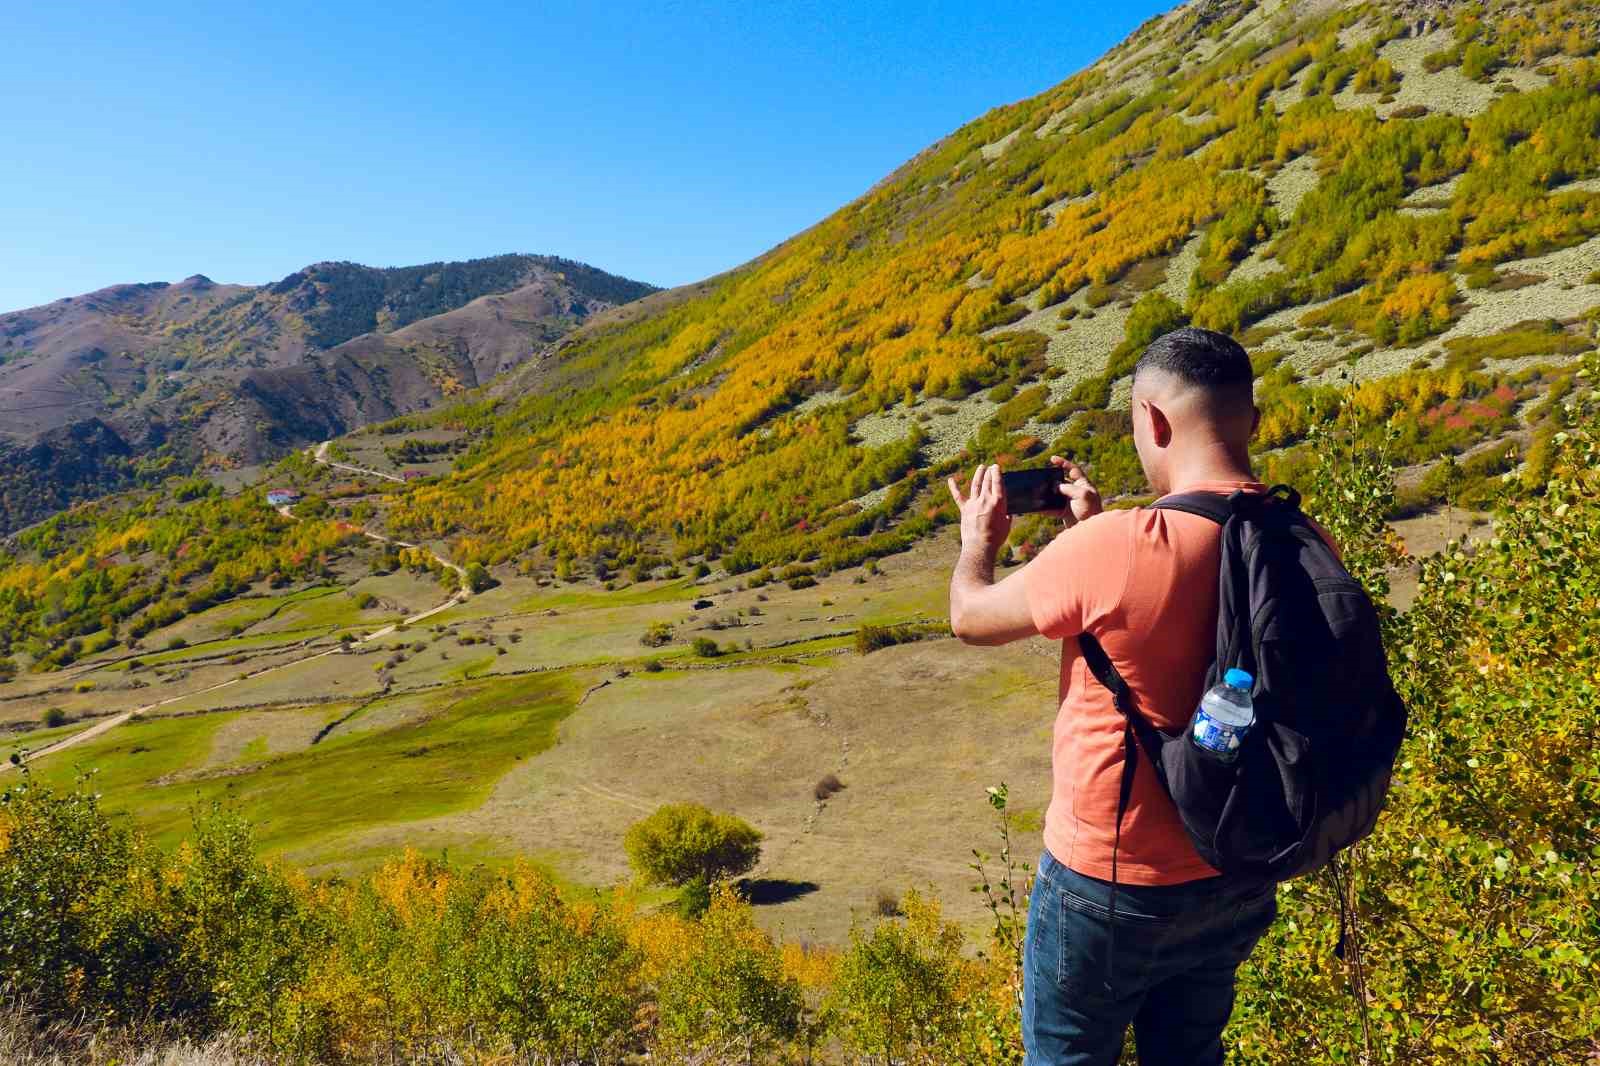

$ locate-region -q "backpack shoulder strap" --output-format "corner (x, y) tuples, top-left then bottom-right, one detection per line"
(1078, 633), (1165, 772)
(1152, 484), (1302, 526)
(1150, 491), (1233, 524)
(1152, 489), (1235, 521)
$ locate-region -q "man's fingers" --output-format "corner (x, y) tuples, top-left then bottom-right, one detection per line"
(968, 465), (983, 500)
(985, 463), (1003, 501)
(946, 475), (966, 505)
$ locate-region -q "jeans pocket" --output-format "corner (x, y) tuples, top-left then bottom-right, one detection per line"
(1057, 887), (1179, 1000)
(1224, 883), (1278, 965)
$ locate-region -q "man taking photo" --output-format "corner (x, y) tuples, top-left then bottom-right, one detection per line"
(947, 327), (1284, 1065)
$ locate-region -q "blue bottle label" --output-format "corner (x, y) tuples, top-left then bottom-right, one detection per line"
(1192, 708), (1244, 756)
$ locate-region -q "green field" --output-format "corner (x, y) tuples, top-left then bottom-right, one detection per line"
(28, 673), (579, 864)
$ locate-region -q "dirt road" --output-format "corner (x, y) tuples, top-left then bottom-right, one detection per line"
(6, 450), (472, 772)
(312, 439), (404, 483)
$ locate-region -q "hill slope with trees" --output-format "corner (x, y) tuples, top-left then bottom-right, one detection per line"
(0, 255), (658, 533)
(365, 0), (1600, 583)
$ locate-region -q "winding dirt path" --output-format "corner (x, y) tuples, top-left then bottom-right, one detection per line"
(312, 439), (404, 483)
(5, 449), (471, 772)
(309, 441), (469, 587)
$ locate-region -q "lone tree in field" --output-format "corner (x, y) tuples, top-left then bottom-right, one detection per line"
(624, 803), (762, 906)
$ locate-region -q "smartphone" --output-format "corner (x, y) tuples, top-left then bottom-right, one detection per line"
(1001, 465), (1066, 515)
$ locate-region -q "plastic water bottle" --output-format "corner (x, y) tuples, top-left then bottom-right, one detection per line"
(1191, 668), (1255, 762)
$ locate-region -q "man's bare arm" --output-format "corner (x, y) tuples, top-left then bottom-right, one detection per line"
(949, 544), (1036, 645)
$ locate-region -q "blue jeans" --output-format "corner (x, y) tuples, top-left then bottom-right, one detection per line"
(1023, 848), (1277, 1066)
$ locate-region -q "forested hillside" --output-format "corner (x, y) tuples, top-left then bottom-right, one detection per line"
(0, 255), (657, 533)
(7, 0), (1599, 654)
(365, 0), (1600, 582)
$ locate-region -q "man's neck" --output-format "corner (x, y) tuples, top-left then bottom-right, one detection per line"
(1164, 442), (1257, 494)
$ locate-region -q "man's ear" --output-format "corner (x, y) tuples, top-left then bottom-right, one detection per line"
(1148, 400), (1173, 447)
(1250, 404), (1261, 438)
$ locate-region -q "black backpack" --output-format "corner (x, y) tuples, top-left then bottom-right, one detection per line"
(1080, 485), (1408, 883)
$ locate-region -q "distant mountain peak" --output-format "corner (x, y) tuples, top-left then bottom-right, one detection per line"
(0, 252), (660, 532)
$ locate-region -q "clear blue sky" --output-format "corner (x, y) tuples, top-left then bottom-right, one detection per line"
(1, 1), (1171, 313)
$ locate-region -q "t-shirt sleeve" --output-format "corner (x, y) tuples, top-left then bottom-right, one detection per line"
(1022, 510), (1132, 640)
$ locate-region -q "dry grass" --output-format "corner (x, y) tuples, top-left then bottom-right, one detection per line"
(0, 1003), (269, 1066)
(324, 531), (1055, 946)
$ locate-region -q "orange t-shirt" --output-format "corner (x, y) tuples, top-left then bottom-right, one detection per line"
(1022, 480), (1271, 886)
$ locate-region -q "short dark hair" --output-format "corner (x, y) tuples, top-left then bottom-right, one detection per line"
(1134, 327), (1252, 391)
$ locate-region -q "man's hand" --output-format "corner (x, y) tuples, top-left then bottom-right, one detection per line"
(945, 462), (1037, 646)
(1047, 455), (1102, 528)
(946, 463), (1011, 561)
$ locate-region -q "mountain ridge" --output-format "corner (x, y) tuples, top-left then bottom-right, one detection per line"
(0, 254), (659, 532)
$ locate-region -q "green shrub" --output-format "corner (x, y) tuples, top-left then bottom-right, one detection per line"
(640, 622), (674, 647)
(463, 562), (496, 593)
(656, 885), (803, 1058)
(623, 803), (762, 890)
(1462, 41), (1503, 80)
(824, 890), (967, 1063)
(41, 708), (67, 729)
(855, 622), (951, 655)
(690, 636), (721, 657)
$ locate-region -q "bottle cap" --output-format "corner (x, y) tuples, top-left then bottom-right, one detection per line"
(1224, 668), (1254, 689)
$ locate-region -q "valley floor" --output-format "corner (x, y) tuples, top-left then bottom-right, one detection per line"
(1, 495), (1467, 944)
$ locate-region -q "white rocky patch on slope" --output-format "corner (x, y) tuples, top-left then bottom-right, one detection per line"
(1368, 29), (1497, 118)
(1043, 191), (1096, 224)
(1035, 110), (1076, 139)
(1108, 374), (1135, 411)
(1441, 235), (1600, 342)
(1019, 288), (1136, 397)
(1402, 173), (1462, 208)
(1268, 153), (1322, 218)
(1337, 21), (1377, 50)
(1224, 154), (1324, 285)
(1553, 177), (1600, 195)
(981, 128), (1023, 162)
(1250, 234), (1600, 388)
(1245, 294), (1370, 383)
(850, 393), (1000, 467)
(1268, 64), (1312, 112)
(1231, 245), (1285, 283)
(1161, 235), (1206, 302)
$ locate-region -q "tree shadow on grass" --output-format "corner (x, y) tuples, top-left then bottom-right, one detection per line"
(738, 878), (821, 906)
